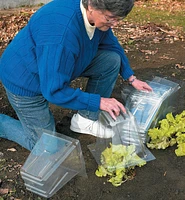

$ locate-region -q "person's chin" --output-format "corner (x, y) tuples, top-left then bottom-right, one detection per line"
(98, 26), (110, 31)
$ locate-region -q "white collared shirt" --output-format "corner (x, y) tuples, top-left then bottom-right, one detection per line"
(80, 0), (95, 40)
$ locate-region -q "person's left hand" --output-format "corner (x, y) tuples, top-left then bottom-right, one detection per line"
(131, 78), (153, 92)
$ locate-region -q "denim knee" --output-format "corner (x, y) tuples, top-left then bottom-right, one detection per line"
(107, 51), (121, 67)
(102, 51), (121, 73)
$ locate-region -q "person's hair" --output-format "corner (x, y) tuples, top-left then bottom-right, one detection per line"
(82, 0), (134, 17)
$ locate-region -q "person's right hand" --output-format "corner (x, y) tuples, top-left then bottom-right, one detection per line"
(100, 97), (126, 120)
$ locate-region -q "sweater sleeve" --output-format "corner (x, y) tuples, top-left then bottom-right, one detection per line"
(98, 29), (134, 80)
(36, 44), (100, 111)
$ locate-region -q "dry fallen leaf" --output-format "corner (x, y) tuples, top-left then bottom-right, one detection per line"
(7, 148), (17, 152)
(0, 188), (9, 195)
(172, 73), (176, 77)
(159, 55), (175, 60)
(0, 7), (184, 53)
(139, 49), (158, 55)
(175, 63), (185, 69)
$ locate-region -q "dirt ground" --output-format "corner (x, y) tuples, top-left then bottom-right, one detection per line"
(1, 6), (185, 200)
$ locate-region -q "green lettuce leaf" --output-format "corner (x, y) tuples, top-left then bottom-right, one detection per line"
(147, 110), (185, 156)
(95, 143), (146, 187)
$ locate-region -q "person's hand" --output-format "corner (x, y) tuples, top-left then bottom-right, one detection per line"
(132, 79), (153, 92)
(128, 76), (153, 92)
(100, 97), (126, 120)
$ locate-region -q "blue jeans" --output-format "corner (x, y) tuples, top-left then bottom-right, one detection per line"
(79, 50), (121, 120)
(0, 50), (121, 150)
(0, 91), (55, 151)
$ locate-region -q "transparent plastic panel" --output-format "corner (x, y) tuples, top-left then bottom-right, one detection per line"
(23, 166), (78, 198)
(88, 110), (155, 170)
(21, 132), (74, 180)
(21, 129), (87, 198)
(99, 110), (127, 127)
(126, 94), (161, 131)
(111, 111), (155, 166)
(152, 76), (181, 90)
(147, 81), (173, 98)
(122, 76), (181, 142)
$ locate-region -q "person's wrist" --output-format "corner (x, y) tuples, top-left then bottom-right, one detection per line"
(128, 75), (137, 85)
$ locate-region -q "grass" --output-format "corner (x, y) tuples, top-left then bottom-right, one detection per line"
(126, 4), (185, 32)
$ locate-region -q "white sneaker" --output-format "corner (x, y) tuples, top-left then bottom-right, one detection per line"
(70, 113), (114, 138)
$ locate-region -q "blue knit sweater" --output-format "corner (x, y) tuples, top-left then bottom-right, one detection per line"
(0, 0), (134, 112)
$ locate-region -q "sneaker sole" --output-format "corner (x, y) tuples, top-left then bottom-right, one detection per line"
(70, 125), (97, 136)
(70, 125), (113, 138)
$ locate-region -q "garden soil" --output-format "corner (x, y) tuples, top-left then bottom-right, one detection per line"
(1, 7), (185, 200)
